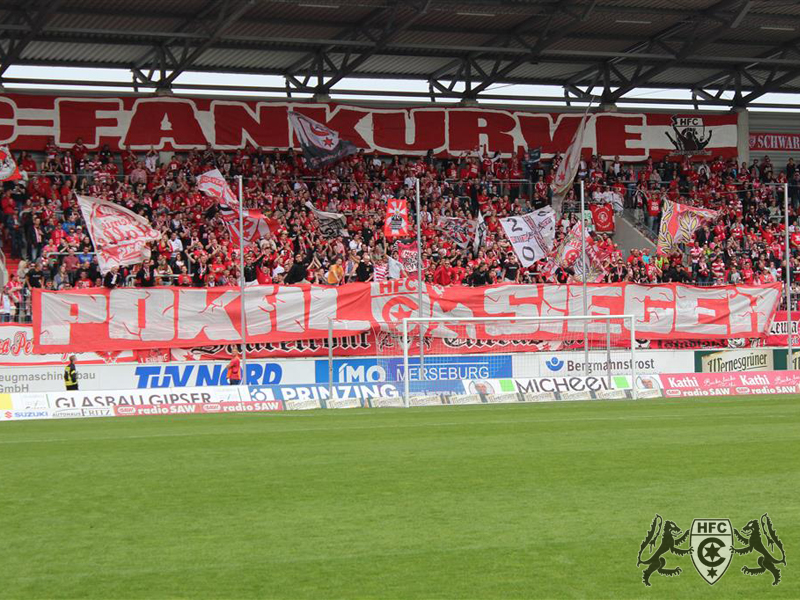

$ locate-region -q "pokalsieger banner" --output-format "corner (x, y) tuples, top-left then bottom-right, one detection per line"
(33, 282), (782, 353)
(499, 208), (556, 267)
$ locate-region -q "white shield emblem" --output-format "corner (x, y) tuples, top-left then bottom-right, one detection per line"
(690, 519), (733, 585)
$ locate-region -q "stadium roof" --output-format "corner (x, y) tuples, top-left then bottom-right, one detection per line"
(2, 0), (800, 107)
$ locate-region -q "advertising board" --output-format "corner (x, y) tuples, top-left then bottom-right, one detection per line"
(316, 355), (513, 383)
(659, 372), (800, 397)
(696, 349), (774, 373)
(463, 375), (631, 397)
(0, 360), (316, 393)
(514, 350), (694, 378)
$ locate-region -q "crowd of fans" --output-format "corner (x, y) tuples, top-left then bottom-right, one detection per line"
(2, 135), (800, 323)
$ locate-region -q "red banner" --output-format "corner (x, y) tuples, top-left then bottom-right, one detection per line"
(749, 132), (800, 153)
(764, 311), (800, 346)
(384, 198), (410, 239)
(32, 282), (781, 354)
(0, 93), (738, 160)
(589, 204), (615, 233)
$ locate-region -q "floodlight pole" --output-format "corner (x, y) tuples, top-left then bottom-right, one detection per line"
(581, 179), (589, 376)
(416, 177), (424, 381)
(785, 182), (793, 369)
(238, 175), (248, 384)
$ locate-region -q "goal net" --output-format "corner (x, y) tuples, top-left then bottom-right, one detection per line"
(400, 315), (637, 402)
(325, 315), (637, 404)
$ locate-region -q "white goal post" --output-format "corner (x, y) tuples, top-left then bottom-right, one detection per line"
(401, 314), (637, 404)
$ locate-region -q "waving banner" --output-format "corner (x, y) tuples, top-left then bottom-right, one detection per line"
(305, 202), (349, 239)
(499, 208), (556, 267)
(198, 169), (273, 247)
(0, 145), (21, 181)
(551, 112), (589, 215)
(384, 198), (411, 239)
(288, 110), (357, 169)
(77, 195), (160, 274)
(32, 282), (781, 354)
(396, 241), (419, 277)
(437, 216), (476, 249)
(589, 203), (615, 233)
(657, 200), (719, 254)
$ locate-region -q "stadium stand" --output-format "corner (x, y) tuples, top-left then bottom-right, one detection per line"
(2, 142), (800, 324)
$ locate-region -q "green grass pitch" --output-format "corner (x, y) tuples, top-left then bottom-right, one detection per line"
(1, 394), (798, 599)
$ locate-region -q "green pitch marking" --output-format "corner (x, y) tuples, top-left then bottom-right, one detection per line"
(1, 394), (798, 598)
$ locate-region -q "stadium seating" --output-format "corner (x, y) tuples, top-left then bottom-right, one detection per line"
(1, 143), (800, 323)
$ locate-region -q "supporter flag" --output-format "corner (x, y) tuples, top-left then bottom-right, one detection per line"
(198, 169), (273, 247)
(437, 216), (475, 249)
(397, 241), (419, 276)
(305, 201), (349, 239)
(589, 203), (615, 233)
(77, 194), (160, 274)
(499, 207), (556, 267)
(657, 200), (719, 254)
(552, 222), (585, 271)
(550, 111), (590, 215)
(384, 198), (411, 239)
(550, 222), (609, 283)
(289, 111), (358, 169)
(0, 146), (21, 181)
(574, 238), (613, 283)
(473, 211), (487, 254)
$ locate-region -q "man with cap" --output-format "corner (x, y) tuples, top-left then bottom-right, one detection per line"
(64, 355), (79, 391)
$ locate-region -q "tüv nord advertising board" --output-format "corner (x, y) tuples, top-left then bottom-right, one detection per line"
(315, 355), (513, 383)
(0, 360), (316, 393)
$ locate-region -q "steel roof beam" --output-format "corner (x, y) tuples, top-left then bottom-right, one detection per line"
(591, 0), (754, 103)
(0, 0), (64, 79)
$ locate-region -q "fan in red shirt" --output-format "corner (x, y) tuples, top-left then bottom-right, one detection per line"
(227, 350), (242, 385)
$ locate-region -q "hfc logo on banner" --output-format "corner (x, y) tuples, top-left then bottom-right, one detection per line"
(637, 514), (786, 587)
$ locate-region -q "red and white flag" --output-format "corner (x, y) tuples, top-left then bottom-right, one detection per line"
(397, 240), (419, 275)
(384, 198), (411, 239)
(551, 112), (590, 215)
(657, 200), (719, 254)
(589, 203), (615, 233)
(77, 195), (160, 274)
(0, 146), (21, 181)
(197, 169), (274, 247)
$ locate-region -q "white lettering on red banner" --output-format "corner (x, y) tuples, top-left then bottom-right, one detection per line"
(0, 93), (738, 160)
(32, 282), (781, 354)
(749, 132), (800, 152)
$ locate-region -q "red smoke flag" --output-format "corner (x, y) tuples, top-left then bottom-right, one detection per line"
(589, 204), (615, 233)
(0, 146), (21, 181)
(198, 169), (273, 247)
(77, 195), (160, 274)
(550, 112), (589, 215)
(657, 200), (719, 254)
(384, 198), (411, 239)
